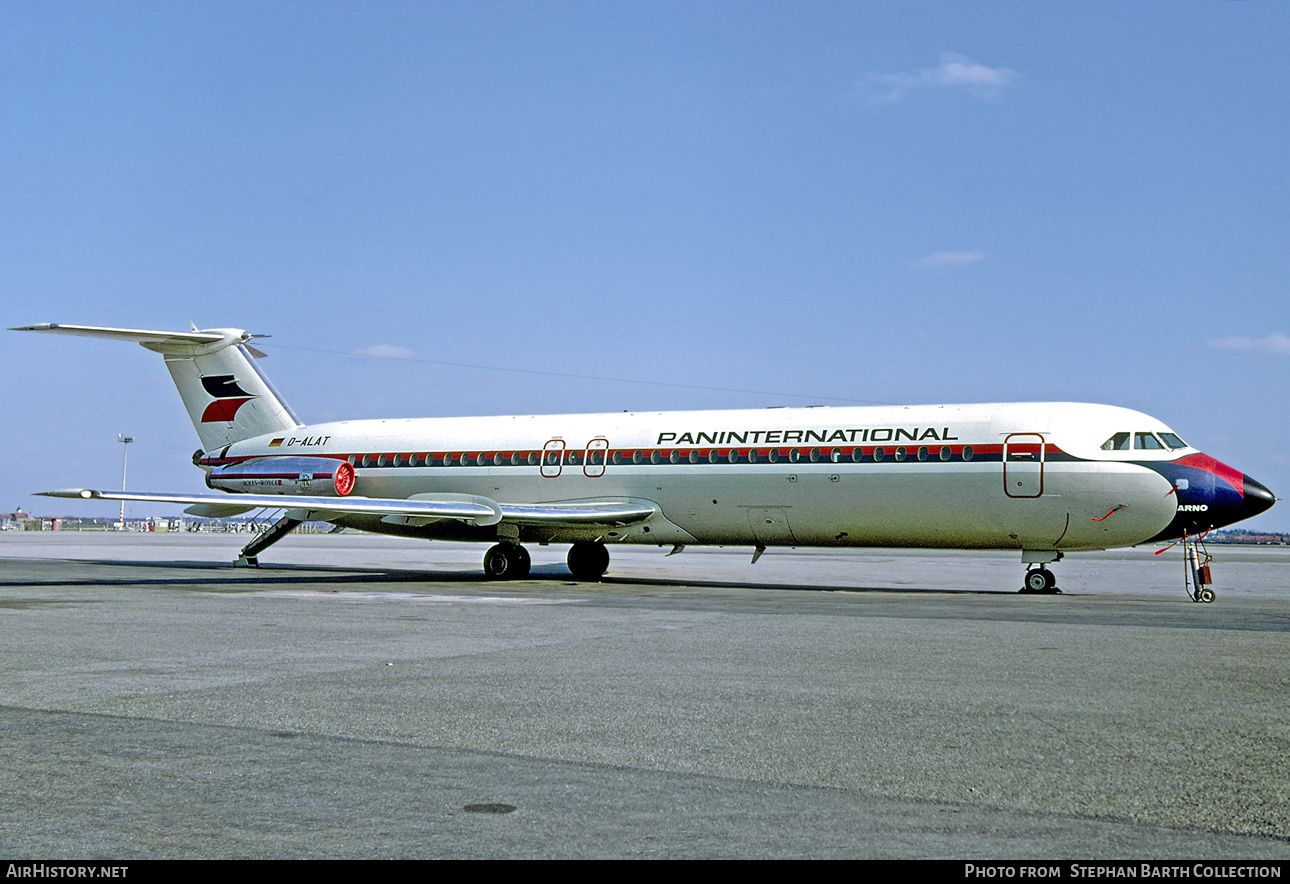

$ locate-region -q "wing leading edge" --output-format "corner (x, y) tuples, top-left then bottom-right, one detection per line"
(38, 489), (658, 529)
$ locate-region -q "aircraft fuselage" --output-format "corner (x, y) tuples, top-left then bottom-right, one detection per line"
(198, 401), (1270, 553)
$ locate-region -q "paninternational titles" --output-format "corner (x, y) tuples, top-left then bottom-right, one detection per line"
(964, 865), (1283, 879)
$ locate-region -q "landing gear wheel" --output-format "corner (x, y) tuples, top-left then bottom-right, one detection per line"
(483, 542), (531, 580)
(1021, 567), (1059, 594)
(1198, 587), (1216, 603)
(567, 541), (610, 581)
(513, 543), (531, 577)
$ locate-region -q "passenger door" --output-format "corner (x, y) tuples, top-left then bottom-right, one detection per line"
(1003, 433), (1045, 498)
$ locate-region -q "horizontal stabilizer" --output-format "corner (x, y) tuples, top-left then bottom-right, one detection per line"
(12, 323), (227, 342)
(10, 323), (260, 356)
(15, 322), (296, 449)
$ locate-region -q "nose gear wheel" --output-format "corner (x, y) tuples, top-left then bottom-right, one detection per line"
(1020, 566), (1060, 594)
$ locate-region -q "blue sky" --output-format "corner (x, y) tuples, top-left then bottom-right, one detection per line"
(4, 1), (1287, 532)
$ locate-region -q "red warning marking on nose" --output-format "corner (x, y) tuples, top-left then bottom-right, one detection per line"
(1173, 453), (1245, 497)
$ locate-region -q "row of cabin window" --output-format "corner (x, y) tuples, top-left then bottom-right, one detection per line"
(618, 446), (975, 464)
(349, 446), (977, 468)
(1100, 431), (1187, 451)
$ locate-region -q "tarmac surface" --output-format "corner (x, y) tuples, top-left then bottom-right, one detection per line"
(1, 532), (1287, 859)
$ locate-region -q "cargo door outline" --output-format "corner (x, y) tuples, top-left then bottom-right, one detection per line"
(1003, 433), (1045, 498)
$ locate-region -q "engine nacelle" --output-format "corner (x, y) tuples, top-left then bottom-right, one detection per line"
(206, 456), (356, 496)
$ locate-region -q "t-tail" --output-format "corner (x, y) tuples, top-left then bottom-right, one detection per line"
(11, 323), (301, 450)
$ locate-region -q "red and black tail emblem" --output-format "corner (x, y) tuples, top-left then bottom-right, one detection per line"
(200, 375), (256, 422)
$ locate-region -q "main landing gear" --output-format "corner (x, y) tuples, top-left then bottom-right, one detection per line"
(483, 541), (531, 580)
(481, 540), (611, 581)
(566, 541), (610, 581)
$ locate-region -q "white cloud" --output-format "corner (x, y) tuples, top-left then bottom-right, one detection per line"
(913, 251), (987, 269)
(349, 344), (418, 360)
(861, 53), (1019, 103)
(1205, 332), (1290, 355)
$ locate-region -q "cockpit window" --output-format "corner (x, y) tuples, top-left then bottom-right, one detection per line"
(1102, 430), (1186, 452)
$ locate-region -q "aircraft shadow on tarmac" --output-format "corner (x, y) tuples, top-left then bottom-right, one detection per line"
(11, 556), (1276, 631)
(2, 555), (1017, 597)
(2, 556), (486, 588)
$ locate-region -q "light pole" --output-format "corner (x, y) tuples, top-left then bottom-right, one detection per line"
(118, 434), (133, 529)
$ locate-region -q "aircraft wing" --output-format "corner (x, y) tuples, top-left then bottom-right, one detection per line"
(38, 489), (657, 529)
(497, 500), (657, 527)
(40, 489), (505, 525)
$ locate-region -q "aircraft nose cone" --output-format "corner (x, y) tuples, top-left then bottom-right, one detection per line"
(1242, 475), (1276, 520)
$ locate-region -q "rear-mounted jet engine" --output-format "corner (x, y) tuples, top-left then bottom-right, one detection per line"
(206, 456), (355, 497)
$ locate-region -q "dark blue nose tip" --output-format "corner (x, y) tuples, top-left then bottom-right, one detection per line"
(1242, 475), (1277, 521)
(1145, 457), (1276, 542)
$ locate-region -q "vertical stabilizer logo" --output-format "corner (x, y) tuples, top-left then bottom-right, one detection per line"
(200, 375), (256, 422)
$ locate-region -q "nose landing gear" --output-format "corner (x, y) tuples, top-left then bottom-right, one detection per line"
(1021, 566), (1060, 594)
(1018, 551), (1062, 594)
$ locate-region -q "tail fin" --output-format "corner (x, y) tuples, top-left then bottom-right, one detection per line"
(12, 323), (301, 451)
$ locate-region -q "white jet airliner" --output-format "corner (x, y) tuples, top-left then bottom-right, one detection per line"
(14, 323), (1276, 597)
